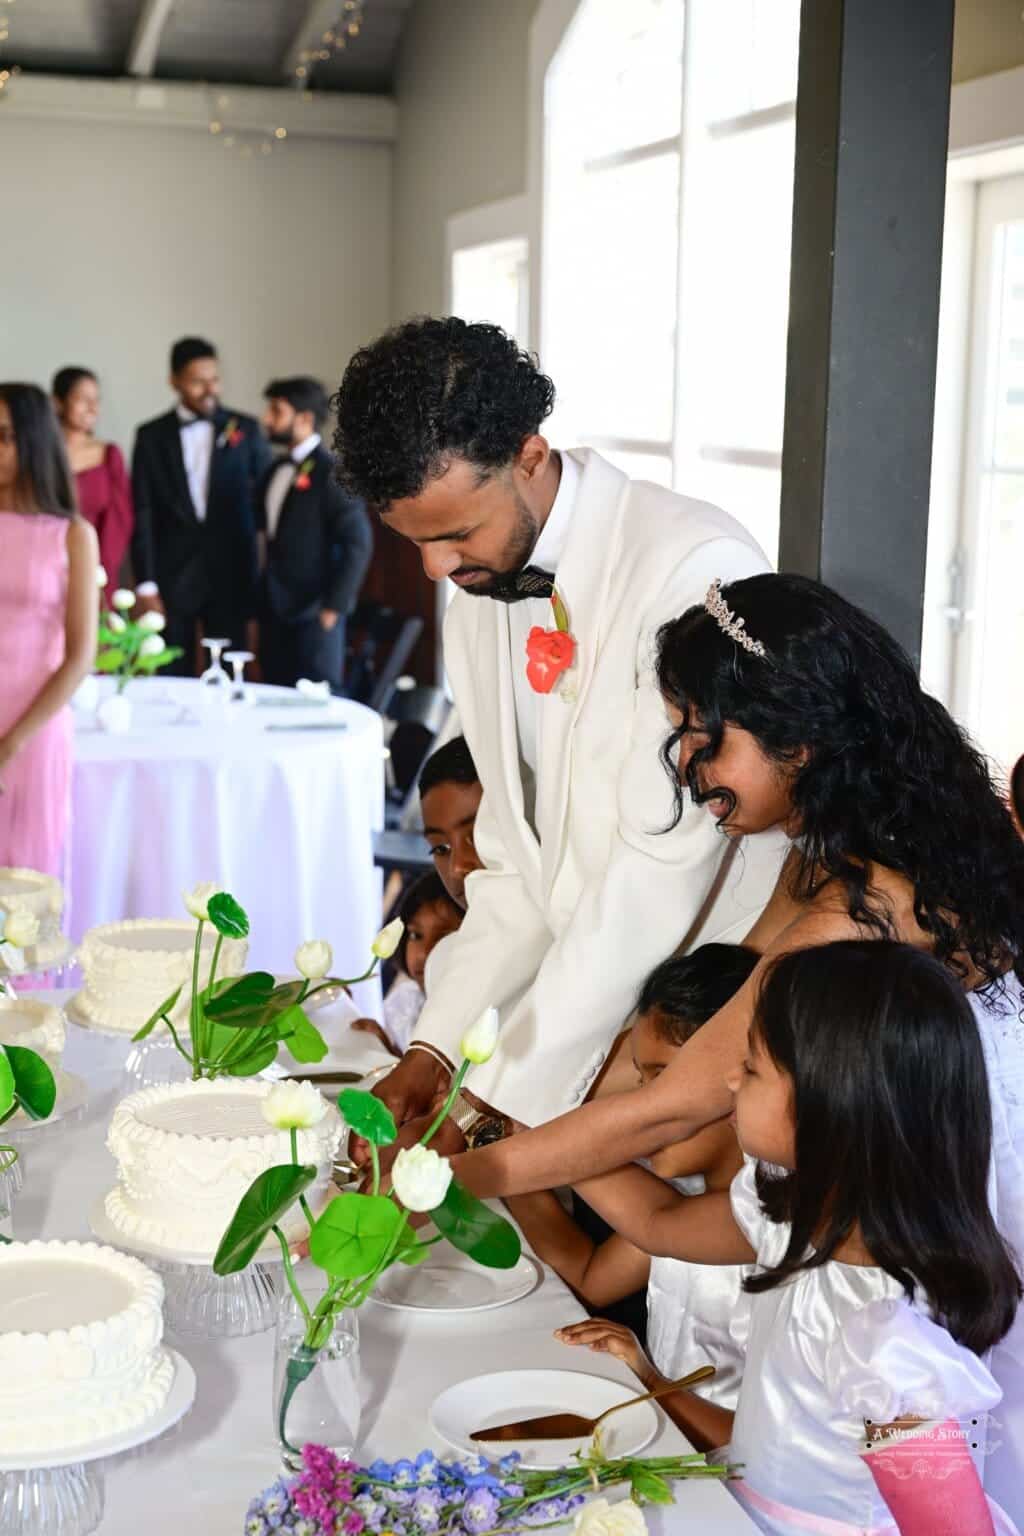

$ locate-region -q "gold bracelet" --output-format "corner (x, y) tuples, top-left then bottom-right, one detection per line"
(407, 1041), (455, 1078)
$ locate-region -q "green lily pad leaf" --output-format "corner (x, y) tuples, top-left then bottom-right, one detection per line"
(337, 1089), (396, 1147)
(224, 1037), (280, 1077)
(0, 1051), (15, 1121)
(206, 892), (250, 940)
(135, 647), (183, 674)
(132, 985), (183, 1042)
(430, 1180), (521, 1269)
(213, 1162), (318, 1274)
(203, 971), (276, 1020)
(95, 648), (126, 672)
(4, 1046), (57, 1121)
(308, 1193), (404, 1279)
(280, 1006), (327, 1064)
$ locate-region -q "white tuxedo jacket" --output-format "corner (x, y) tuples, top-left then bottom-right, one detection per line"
(415, 449), (788, 1123)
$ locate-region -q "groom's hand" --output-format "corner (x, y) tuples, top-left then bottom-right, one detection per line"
(357, 1112), (466, 1194)
(348, 1047), (452, 1165)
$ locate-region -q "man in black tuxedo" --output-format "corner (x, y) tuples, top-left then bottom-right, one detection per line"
(131, 336), (271, 671)
(258, 377), (372, 690)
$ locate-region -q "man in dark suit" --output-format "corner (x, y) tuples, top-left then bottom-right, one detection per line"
(258, 377), (372, 690)
(131, 336), (271, 671)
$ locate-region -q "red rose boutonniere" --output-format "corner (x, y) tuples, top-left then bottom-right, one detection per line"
(293, 456), (315, 492)
(526, 587), (577, 698)
(217, 417), (244, 450)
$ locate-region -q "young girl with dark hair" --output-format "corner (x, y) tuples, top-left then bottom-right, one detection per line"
(562, 942), (1021, 1535)
(350, 873), (463, 1057)
(0, 383), (98, 874)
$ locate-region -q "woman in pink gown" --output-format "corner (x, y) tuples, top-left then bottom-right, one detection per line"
(52, 367), (134, 583)
(0, 383), (98, 877)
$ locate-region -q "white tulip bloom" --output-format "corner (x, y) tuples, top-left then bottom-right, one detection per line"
(2, 909), (40, 949)
(183, 882), (223, 921)
(95, 564), (109, 588)
(295, 940), (333, 980)
(460, 1006), (499, 1065)
(574, 1501), (647, 1536)
(106, 613), (127, 635)
(139, 634), (165, 657)
(391, 1145), (453, 1212)
(111, 588), (136, 611)
(371, 918), (404, 960)
(137, 610), (166, 633)
(261, 1080), (327, 1131)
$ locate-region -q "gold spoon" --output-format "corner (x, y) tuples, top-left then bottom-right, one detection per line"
(471, 1363), (716, 1442)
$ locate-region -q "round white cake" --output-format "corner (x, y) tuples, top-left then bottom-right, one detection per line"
(104, 1078), (343, 1257)
(0, 1239), (172, 1454)
(0, 867), (66, 971)
(0, 996), (66, 1065)
(75, 918), (248, 1035)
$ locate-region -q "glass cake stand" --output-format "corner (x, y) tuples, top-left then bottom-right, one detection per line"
(1, 1075), (89, 1228)
(63, 994), (192, 1092)
(0, 1350), (195, 1536)
(0, 939), (75, 992)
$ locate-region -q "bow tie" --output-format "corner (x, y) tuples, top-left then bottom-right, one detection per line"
(487, 565), (556, 605)
(178, 416), (209, 430)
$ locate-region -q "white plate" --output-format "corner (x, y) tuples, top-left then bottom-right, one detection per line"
(430, 1369), (658, 1469)
(4, 1070), (88, 1132)
(370, 1249), (541, 1314)
(0, 1349), (196, 1471)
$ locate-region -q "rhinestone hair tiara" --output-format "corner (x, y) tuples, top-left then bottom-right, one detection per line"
(704, 579), (766, 657)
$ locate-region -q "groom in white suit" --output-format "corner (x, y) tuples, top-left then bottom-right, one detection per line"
(334, 317), (786, 1158)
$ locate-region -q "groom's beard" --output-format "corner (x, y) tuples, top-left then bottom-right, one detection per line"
(452, 493), (540, 599)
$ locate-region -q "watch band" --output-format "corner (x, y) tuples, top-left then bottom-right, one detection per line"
(448, 1090), (485, 1138)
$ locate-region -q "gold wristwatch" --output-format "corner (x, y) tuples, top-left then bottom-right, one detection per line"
(448, 1090), (508, 1149)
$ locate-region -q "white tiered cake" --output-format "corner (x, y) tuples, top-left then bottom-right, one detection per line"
(0, 1239), (172, 1455)
(75, 918), (248, 1035)
(0, 996), (65, 1066)
(104, 1078), (342, 1258)
(0, 867), (67, 971)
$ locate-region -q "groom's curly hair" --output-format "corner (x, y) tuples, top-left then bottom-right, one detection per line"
(331, 317), (555, 512)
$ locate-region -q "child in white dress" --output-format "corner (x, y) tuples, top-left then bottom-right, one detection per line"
(565, 941), (1022, 1535)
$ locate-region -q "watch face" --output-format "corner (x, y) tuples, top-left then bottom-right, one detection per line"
(469, 1117), (505, 1149)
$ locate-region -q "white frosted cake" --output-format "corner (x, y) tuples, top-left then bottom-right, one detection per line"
(105, 1078), (342, 1257)
(0, 867), (67, 970)
(0, 996), (65, 1066)
(0, 1239), (172, 1454)
(75, 918), (248, 1035)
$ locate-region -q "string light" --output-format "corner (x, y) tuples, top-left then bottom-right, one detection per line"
(293, 0), (366, 83)
(0, 0), (21, 97)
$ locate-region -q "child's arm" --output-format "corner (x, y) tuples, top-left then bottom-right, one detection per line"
(556, 1319), (735, 1455)
(504, 1191), (651, 1307)
(573, 1164), (755, 1265)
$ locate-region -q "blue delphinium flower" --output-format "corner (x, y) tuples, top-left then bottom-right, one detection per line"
(411, 1487), (445, 1531)
(244, 1513), (269, 1536)
(498, 1454), (522, 1475)
(354, 1493), (386, 1530)
(461, 1487), (501, 1534)
(382, 1485), (413, 1509)
(262, 1479), (293, 1529)
(391, 1459), (417, 1489)
(415, 1450), (441, 1485)
(368, 1459), (394, 1484)
(463, 1453), (490, 1478)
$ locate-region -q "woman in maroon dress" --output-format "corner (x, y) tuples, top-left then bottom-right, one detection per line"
(52, 367), (133, 582)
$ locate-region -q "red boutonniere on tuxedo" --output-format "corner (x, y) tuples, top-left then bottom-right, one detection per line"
(293, 456), (315, 492)
(217, 417), (245, 450)
(526, 587), (577, 699)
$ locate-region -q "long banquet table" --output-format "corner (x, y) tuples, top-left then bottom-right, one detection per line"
(6, 997), (757, 1534)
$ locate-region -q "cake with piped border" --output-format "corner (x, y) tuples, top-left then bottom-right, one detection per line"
(0, 867), (66, 971)
(75, 918), (247, 1034)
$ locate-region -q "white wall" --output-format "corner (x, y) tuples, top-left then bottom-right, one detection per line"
(3, 115), (392, 452)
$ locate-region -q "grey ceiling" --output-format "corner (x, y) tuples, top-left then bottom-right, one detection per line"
(0, 0), (415, 93)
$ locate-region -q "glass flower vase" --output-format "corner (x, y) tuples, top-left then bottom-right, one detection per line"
(273, 1291), (360, 1473)
(0, 1153), (22, 1240)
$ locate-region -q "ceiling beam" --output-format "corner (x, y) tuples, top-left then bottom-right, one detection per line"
(126, 0), (177, 78)
(282, 0), (341, 88)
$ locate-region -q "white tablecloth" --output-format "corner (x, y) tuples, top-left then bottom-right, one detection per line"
(70, 679), (385, 1018)
(7, 999), (756, 1535)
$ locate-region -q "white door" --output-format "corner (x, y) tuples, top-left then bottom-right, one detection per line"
(950, 173), (1024, 779)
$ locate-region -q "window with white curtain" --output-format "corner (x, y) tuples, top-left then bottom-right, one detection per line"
(543, 0), (800, 560)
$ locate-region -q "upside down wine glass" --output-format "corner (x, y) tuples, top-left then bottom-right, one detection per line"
(199, 638), (231, 690)
(223, 650), (255, 706)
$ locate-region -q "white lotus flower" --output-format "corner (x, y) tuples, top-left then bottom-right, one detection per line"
(391, 1144), (453, 1212)
(461, 1006), (499, 1065)
(137, 610), (166, 633)
(111, 588), (135, 611)
(371, 918), (404, 960)
(183, 882), (222, 921)
(296, 677), (331, 700)
(139, 634), (165, 657)
(106, 613), (126, 634)
(2, 909), (40, 949)
(295, 940), (332, 980)
(262, 1080), (327, 1131)
(96, 564), (108, 588)
(574, 1501), (648, 1536)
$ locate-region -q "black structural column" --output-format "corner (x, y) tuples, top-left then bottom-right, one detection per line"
(778, 0), (955, 667)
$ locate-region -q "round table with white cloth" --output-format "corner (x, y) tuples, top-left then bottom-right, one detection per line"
(3, 996), (757, 1535)
(69, 678), (384, 1015)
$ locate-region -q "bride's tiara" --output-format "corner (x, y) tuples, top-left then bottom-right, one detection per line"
(704, 579), (766, 658)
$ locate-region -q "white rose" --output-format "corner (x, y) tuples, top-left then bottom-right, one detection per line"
(295, 940), (332, 980)
(574, 1500), (648, 1536)
(262, 1080), (327, 1131)
(0, 943), (25, 975)
(111, 588), (136, 611)
(391, 1145), (453, 1212)
(2, 909), (40, 949)
(137, 609), (166, 633)
(106, 612), (127, 635)
(183, 882), (223, 921)
(139, 634), (165, 657)
(371, 918), (404, 960)
(95, 564), (108, 588)
(461, 1006), (499, 1065)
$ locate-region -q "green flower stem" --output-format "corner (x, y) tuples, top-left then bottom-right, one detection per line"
(369, 1141), (380, 1198)
(273, 1224), (313, 1330)
(290, 1128), (316, 1229)
(207, 932), (224, 1004)
(160, 1013), (194, 1068)
(189, 919), (205, 1076)
(417, 1057), (470, 1148)
(209, 1023), (274, 1075)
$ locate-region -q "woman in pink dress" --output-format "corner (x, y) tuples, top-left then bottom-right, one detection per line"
(0, 383), (98, 876)
(52, 367), (133, 583)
